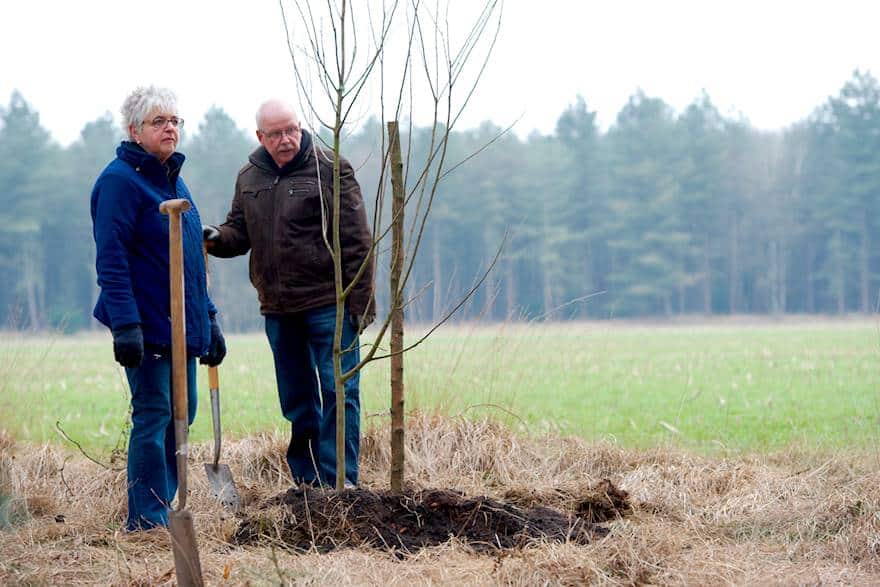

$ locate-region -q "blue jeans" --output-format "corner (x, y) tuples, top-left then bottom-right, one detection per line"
(124, 353), (197, 531)
(265, 304), (361, 487)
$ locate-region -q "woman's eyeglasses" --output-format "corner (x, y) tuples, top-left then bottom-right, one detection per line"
(144, 116), (184, 130)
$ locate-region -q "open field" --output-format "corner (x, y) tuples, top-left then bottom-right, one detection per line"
(2, 319), (879, 455)
(2, 319), (880, 585)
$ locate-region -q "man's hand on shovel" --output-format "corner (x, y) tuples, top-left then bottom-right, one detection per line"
(202, 224), (220, 250)
(200, 316), (226, 367)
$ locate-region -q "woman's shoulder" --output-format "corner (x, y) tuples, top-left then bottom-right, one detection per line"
(100, 155), (139, 178)
(92, 157), (143, 201)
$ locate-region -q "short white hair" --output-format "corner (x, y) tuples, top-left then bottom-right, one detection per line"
(255, 99), (297, 130)
(121, 86), (178, 139)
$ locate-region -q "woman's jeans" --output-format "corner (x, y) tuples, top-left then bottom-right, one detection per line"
(124, 353), (197, 531)
(265, 305), (361, 487)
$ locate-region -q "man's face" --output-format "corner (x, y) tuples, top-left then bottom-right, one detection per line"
(257, 106), (302, 167)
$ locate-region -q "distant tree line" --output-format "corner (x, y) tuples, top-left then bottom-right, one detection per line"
(2, 70), (879, 332)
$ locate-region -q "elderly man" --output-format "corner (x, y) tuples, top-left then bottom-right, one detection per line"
(205, 99), (374, 488)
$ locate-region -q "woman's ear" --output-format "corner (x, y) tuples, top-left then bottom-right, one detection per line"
(129, 123), (141, 144)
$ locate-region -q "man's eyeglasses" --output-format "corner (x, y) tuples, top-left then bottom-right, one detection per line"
(262, 127), (300, 141)
(144, 116), (184, 130)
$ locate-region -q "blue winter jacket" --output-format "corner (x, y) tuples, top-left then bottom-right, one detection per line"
(91, 141), (216, 355)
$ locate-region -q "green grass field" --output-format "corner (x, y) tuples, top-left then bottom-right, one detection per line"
(2, 319), (879, 456)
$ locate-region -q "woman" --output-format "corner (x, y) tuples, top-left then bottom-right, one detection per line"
(90, 86), (226, 531)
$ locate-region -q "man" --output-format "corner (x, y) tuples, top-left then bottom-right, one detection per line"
(205, 99), (374, 488)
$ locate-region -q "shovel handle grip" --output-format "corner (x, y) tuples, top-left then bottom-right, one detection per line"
(159, 198), (191, 215)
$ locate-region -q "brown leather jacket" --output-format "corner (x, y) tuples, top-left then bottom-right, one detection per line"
(211, 141), (374, 319)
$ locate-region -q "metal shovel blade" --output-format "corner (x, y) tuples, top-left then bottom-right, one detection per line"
(204, 462), (241, 511)
(204, 376), (241, 511)
(169, 509), (204, 587)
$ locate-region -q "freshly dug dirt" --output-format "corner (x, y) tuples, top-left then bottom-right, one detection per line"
(233, 479), (629, 554)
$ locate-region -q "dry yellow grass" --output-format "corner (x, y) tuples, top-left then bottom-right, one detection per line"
(2, 416), (880, 585)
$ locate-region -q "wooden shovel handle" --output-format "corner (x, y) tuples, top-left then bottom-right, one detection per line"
(203, 247), (220, 392)
(160, 198), (191, 509)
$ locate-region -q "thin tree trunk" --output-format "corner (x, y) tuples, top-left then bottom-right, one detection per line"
(728, 215), (739, 314)
(833, 230), (846, 314)
(702, 236), (711, 315)
(778, 238), (787, 313)
(542, 203), (553, 318)
(332, 8), (348, 490)
(504, 258), (515, 320)
(769, 239), (780, 314)
(860, 212), (870, 313)
(542, 271), (553, 319)
(432, 231), (442, 322)
(806, 239), (815, 313)
(678, 251), (686, 314)
(22, 244), (40, 330)
(583, 241), (593, 319)
(387, 121), (405, 493)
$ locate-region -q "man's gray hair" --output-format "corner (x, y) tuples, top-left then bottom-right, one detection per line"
(255, 99), (297, 131)
(121, 86), (178, 139)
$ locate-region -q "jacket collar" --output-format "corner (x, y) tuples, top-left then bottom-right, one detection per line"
(249, 129), (314, 175)
(116, 141), (185, 186)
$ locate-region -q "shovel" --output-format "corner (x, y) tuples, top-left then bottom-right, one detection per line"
(201, 249), (242, 511)
(203, 365), (242, 510)
(160, 198), (204, 587)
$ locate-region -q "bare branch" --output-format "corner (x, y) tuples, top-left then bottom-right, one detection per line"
(353, 231), (507, 369)
(528, 291), (608, 322)
(55, 421), (125, 472)
(440, 118), (517, 179)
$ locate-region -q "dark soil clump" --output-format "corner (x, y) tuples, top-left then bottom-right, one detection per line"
(233, 480), (629, 554)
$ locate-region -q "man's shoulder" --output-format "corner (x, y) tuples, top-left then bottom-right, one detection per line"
(236, 160), (271, 186)
(236, 160), (256, 178)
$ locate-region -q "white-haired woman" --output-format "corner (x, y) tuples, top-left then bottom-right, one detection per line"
(90, 86), (226, 531)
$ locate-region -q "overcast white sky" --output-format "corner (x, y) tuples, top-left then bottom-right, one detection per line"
(2, 1), (877, 145)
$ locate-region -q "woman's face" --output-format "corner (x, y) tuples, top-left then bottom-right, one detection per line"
(130, 109), (181, 163)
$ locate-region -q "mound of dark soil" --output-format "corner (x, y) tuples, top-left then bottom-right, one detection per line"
(503, 478), (633, 524)
(233, 480), (629, 554)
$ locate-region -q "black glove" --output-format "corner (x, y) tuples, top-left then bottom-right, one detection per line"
(202, 224), (220, 242)
(112, 325), (144, 368)
(200, 316), (226, 366)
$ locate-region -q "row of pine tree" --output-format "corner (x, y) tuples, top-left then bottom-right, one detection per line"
(1, 70), (878, 331)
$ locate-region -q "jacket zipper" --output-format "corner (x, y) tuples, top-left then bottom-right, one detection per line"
(271, 175), (281, 304)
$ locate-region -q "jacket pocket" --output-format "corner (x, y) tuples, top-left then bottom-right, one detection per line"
(241, 187), (272, 235)
(283, 185), (325, 229)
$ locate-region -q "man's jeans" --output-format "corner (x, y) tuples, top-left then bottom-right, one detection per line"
(124, 353), (197, 531)
(265, 305), (361, 487)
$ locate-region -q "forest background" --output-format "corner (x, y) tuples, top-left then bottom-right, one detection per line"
(2, 69), (879, 332)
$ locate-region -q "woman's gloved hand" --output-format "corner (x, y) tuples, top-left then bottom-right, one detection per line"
(112, 325), (144, 368)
